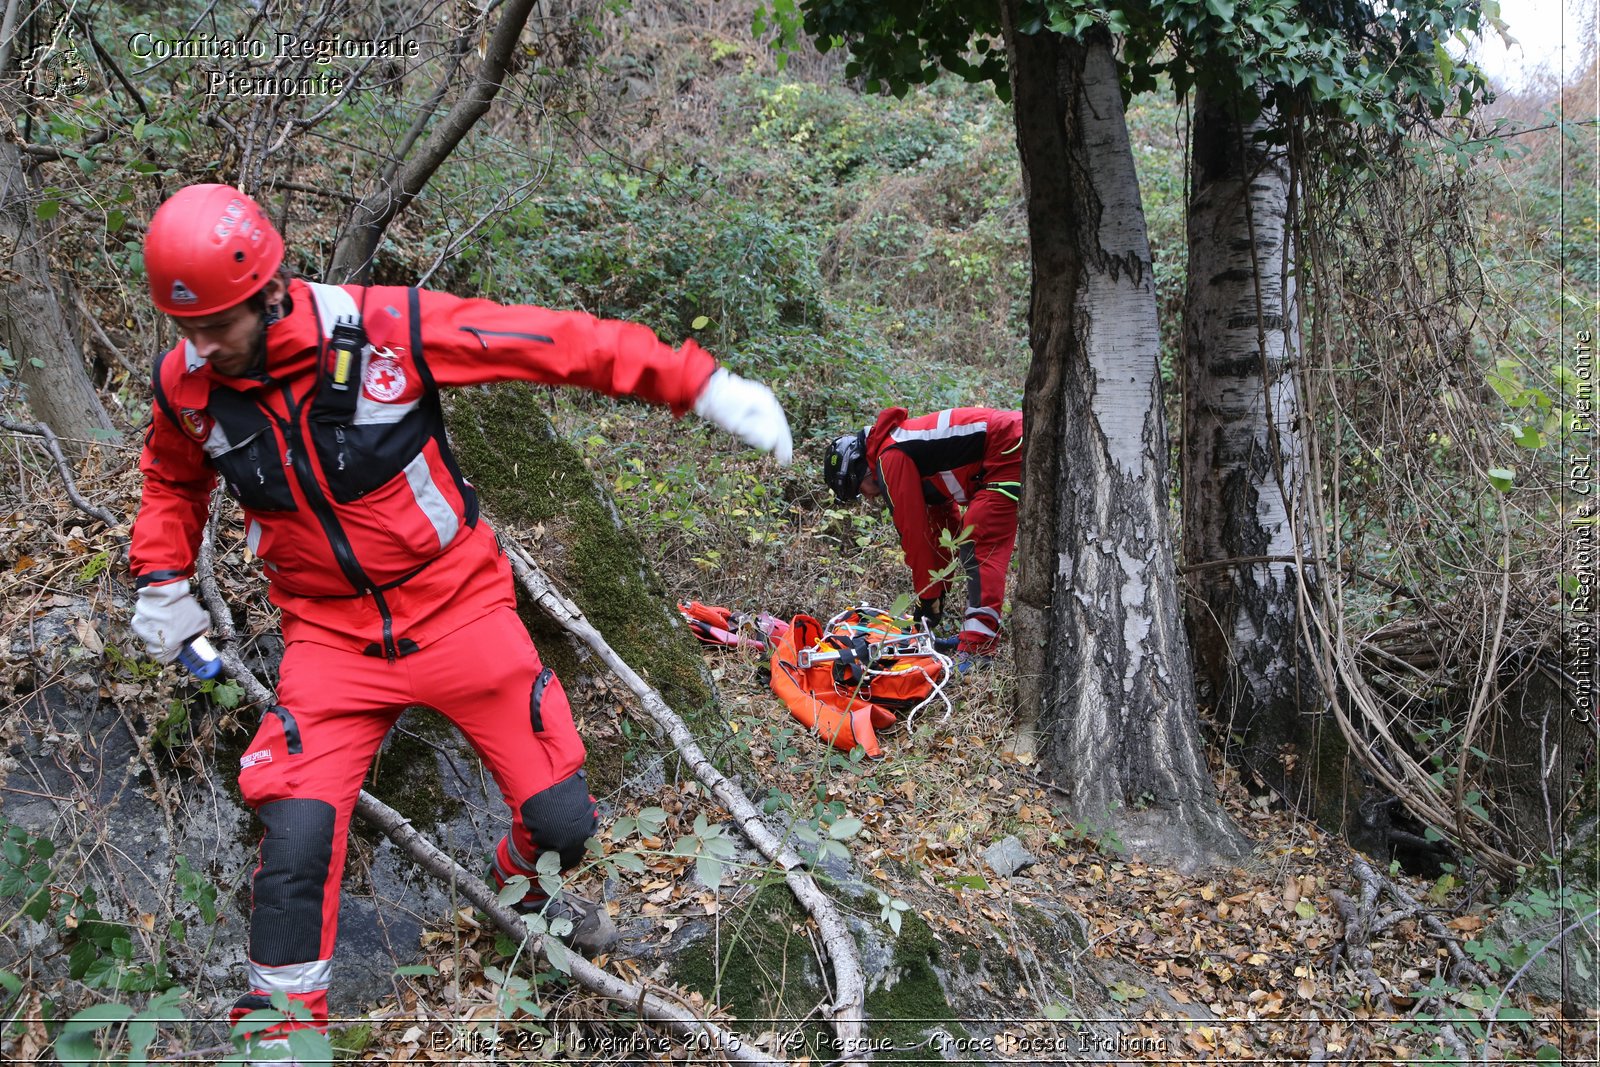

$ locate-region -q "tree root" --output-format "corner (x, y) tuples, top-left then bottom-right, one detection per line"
(1329, 878), (1385, 1001)
(502, 541), (868, 1049)
(1351, 855), (1492, 988)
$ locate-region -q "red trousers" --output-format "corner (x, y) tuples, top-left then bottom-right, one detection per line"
(230, 605), (593, 1031)
(954, 485), (1018, 654)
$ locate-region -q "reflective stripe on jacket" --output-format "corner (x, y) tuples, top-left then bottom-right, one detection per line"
(864, 406), (1023, 602)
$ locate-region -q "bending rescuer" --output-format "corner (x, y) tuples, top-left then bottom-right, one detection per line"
(127, 184), (792, 1042)
(824, 407), (1021, 660)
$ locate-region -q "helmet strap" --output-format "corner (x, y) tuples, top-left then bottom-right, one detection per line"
(243, 284), (289, 377)
(242, 316), (270, 377)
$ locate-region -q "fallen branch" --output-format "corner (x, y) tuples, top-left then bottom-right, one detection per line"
(1353, 855), (1493, 988)
(186, 538), (782, 1064)
(1, 417), (119, 528)
(503, 542), (868, 1048)
(354, 794), (781, 1064)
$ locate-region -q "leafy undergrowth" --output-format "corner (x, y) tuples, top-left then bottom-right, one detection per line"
(337, 618), (1590, 1063)
(0, 333), (1590, 1067)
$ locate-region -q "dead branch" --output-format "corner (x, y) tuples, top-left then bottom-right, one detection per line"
(0, 417), (119, 527)
(73, 293), (140, 378)
(1353, 855), (1493, 988)
(186, 521), (784, 1062)
(329, 0), (539, 283)
(502, 541), (868, 1050)
(260, 177), (360, 205)
(353, 793), (782, 1064)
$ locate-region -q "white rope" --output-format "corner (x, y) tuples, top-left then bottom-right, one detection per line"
(816, 603), (955, 735)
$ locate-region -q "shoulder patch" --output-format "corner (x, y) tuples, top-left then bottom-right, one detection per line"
(178, 408), (211, 442)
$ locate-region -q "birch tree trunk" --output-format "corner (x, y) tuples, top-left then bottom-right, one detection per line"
(1181, 91), (1325, 813)
(0, 102), (117, 459)
(1003, 14), (1245, 869)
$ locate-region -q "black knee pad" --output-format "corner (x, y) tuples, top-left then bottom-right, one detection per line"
(250, 799), (336, 966)
(520, 770), (597, 871)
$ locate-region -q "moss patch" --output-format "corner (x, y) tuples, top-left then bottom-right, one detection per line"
(363, 708), (464, 833)
(863, 908), (966, 1059)
(444, 387), (712, 733)
(671, 878), (836, 1057)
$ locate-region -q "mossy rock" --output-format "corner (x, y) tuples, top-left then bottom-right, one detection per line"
(861, 907), (970, 1059)
(444, 385), (715, 792)
(668, 877), (1001, 1061)
(363, 708), (466, 833)
(671, 878), (836, 1056)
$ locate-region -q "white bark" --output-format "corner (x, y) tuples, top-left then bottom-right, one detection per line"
(1181, 92), (1316, 783)
(1004, 18), (1247, 870)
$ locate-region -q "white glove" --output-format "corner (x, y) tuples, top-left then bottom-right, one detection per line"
(692, 369), (794, 466)
(131, 580), (211, 664)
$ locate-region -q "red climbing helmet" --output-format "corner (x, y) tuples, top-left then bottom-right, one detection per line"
(144, 184), (284, 316)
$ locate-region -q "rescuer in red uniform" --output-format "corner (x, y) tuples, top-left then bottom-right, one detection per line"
(824, 407), (1021, 660)
(128, 185), (793, 1046)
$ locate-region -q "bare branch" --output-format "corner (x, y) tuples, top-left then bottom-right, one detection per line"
(71, 11), (149, 120)
(330, 0), (540, 283)
(19, 129), (112, 161)
(501, 540), (869, 1049)
(0, 418), (119, 527)
(261, 177), (361, 205)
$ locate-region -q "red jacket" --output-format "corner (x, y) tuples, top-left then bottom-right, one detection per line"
(865, 406), (1023, 602)
(130, 279), (715, 656)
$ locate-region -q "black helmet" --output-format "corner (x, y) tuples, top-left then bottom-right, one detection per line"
(823, 428), (869, 502)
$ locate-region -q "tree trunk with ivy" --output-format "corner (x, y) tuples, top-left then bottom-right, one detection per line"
(1180, 91), (1329, 816)
(1003, 15), (1244, 868)
(0, 104), (118, 458)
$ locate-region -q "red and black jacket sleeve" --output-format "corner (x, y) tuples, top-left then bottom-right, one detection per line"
(409, 290), (716, 413)
(129, 351), (216, 589)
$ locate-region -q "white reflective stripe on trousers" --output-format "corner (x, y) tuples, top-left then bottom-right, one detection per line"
(249, 957), (333, 995)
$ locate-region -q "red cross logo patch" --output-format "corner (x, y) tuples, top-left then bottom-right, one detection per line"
(179, 409), (210, 441)
(362, 351), (407, 403)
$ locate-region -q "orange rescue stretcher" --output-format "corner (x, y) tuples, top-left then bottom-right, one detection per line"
(768, 606), (953, 759)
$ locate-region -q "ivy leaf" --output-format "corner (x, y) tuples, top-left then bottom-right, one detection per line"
(1508, 424), (1543, 449)
(828, 817), (863, 840)
(1486, 467), (1515, 493)
(56, 1003), (134, 1064)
